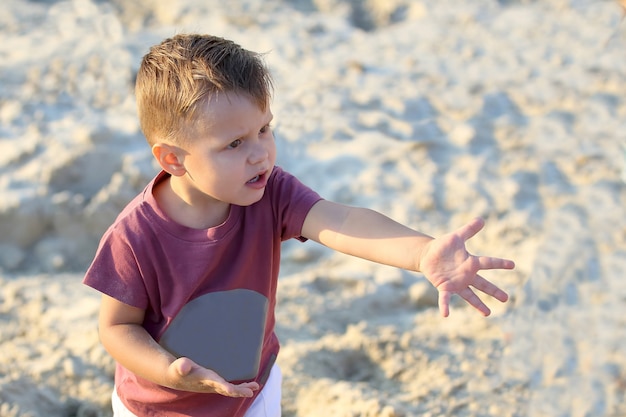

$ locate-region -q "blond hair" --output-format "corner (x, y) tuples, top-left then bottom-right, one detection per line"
(135, 34), (273, 145)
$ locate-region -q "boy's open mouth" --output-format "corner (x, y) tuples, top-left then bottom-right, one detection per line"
(247, 175), (260, 183)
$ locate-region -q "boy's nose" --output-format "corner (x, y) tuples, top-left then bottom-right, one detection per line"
(248, 142), (270, 164)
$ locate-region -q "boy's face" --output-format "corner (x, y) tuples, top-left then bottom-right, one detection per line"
(176, 93), (276, 207)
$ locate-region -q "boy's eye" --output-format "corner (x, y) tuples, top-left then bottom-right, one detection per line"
(228, 139), (242, 149)
(260, 124), (272, 134)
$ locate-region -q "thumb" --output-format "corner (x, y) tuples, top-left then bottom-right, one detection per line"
(172, 357), (194, 377)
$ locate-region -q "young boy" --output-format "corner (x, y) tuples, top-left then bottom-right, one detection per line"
(83, 33), (514, 417)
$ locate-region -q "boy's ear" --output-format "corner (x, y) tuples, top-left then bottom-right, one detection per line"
(152, 143), (187, 177)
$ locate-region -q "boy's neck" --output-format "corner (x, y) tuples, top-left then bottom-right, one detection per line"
(153, 175), (231, 230)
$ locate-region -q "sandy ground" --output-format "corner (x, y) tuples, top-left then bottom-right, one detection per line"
(1, 0), (626, 416)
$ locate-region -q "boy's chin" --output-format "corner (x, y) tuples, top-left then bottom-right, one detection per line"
(235, 190), (266, 207)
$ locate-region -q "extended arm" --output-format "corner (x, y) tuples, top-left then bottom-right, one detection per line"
(98, 294), (259, 397)
(301, 200), (514, 316)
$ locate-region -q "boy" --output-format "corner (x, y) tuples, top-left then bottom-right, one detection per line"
(83, 33), (514, 417)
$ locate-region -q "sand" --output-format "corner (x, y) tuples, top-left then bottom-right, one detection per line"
(1, 0), (626, 416)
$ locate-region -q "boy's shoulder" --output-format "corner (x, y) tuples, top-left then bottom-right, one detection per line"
(265, 165), (301, 196)
(104, 172), (164, 236)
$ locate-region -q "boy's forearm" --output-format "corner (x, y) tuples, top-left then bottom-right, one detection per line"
(100, 323), (176, 387)
(330, 207), (433, 271)
(304, 202), (433, 271)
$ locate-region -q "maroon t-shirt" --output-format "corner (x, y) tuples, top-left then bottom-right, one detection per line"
(83, 166), (322, 416)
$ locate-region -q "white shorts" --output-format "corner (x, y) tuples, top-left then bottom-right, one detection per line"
(111, 364), (282, 417)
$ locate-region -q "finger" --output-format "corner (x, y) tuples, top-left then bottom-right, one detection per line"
(477, 256), (515, 271)
(459, 287), (491, 316)
(472, 274), (508, 303)
(227, 382), (259, 398)
(438, 290), (451, 317)
(455, 217), (485, 242)
(240, 382), (260, 391)
(216, 386), (251, 398)
(215, 381), (260, 398)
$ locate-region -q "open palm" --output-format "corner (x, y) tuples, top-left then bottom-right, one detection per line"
(419, 218), (514, 317)
(167, 357), (259, 397)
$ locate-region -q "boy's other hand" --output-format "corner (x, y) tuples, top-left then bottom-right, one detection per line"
(419, 217), (515, 317)
(167, 357), (260, 397)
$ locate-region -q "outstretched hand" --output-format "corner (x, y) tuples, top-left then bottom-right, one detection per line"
(166, 357), (260, 397)
(418, 217), (515, 317)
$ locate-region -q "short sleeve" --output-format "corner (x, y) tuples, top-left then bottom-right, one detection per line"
(268, 166), (323, 241)
(83, 225), (149, 309)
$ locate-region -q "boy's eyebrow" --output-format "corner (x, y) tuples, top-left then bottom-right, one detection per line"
(224, 112), (274, 141)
